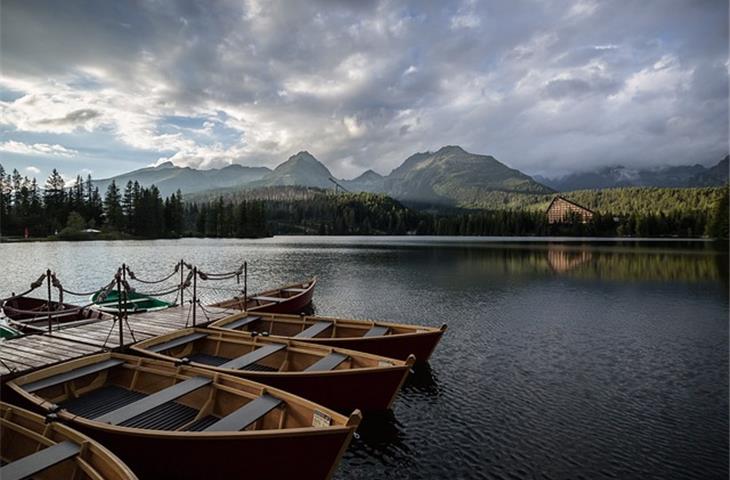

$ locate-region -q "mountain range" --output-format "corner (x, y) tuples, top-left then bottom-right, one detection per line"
(95, 147), (728, 207)
(535, 156), (728, 191)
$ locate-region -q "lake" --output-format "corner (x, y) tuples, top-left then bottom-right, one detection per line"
(0, 237), (727, 479)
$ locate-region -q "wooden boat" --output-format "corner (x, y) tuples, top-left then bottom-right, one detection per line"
(8, 353), (361, 480)
(0, 401), (137, 480)
(210, 277), (317, 314)
(2, 296), (107, 333)
(132, 328), (415, 412)
(210, 312), (447, 362)
(90, 290), (172, 314)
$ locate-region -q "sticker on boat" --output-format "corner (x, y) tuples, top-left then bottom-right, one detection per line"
(378, 360), (394, 367)
(312, 410), (331, 427)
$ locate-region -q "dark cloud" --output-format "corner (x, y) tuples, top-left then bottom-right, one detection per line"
(0, 0), (727, 178)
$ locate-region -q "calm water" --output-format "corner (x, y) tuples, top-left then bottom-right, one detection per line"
(0, 237), (728, 479)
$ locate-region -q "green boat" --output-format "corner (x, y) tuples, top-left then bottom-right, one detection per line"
(90, 290), (173, 314)
(0, 321), (22, 339)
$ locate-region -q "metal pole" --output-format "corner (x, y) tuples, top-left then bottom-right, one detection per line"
(192, 266), (197, 327)
(180, 259), (184, 306)
(46, 269), (52, 334)
(116, 271), (123, 348)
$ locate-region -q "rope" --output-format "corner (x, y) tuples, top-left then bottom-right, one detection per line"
(125, 263), (180, 284)
(0, 273), (47, 304)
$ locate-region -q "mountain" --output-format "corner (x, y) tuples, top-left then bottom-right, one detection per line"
(342, 169), (386, 193)
(538, 156), (729, 191)
(383, 145), (553, 205)
(250, 151), (334, 189)
(94, 162), (270, 197)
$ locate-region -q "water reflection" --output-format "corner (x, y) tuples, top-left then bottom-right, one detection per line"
(345, 410), (415, 470)
(546, 245), (593, 273)
(402, 362), (441, 397)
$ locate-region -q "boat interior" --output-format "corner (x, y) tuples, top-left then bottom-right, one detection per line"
(214, 313), (430, 339)
(135, 329), (400, 373)
(13, 355), (347, 434)
(0, 402), (132, 480)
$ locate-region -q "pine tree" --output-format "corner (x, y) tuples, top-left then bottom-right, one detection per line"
(103, 180), (124, 230)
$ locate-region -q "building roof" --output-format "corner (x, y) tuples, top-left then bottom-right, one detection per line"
(545, 195), (595, 215)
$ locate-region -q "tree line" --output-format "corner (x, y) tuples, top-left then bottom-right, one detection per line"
(1, 165), (727, 240)
(0, 165), (267, 239)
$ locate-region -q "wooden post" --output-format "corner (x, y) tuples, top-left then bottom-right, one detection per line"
(116, 271), (123, 348)
(180, 259), (185, 306)
(243, 262), (247, 306)
(46, 269), (52, 334)
(192, 266), (197, 327)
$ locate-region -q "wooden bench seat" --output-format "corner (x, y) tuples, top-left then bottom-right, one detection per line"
(148, 332), (208, 353)
(363, 325), (389, 338)
(282, 288), (306, 293)
(204, 394), (282, 432)
(251, 296), (284, 303)
(295, 321), (332, 339)
(96, 376), (212, 426)
(0, 441), (81, 480)
(22, 359), (125, 393)
(225, 315), (261, 330)
(304, 353), (348, 372)
(219, 344), (286, 370)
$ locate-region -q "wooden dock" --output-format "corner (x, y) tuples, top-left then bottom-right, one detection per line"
(0, 305), (233, 378)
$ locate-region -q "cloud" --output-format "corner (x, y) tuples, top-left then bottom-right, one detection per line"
(25, 166), (41, 174)
(0, 0), (727, 178)
(0, 140), (78, 157)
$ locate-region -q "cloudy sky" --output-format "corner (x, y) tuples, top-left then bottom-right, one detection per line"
(1, 0), (727, 182)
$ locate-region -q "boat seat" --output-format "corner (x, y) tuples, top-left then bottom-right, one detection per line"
(22, 359), (125, 393)
(0, 441), (81, 480)
(96, 376), (212, 425)
(219, 344), (286, 370)
(251, 296), (285, 303)
(282, 288), (306, 293)
(305, 353), (348, 372)
(295, 321), (332, 339)
(363, 325), (389, 338)
(225, 315), (262, 330)
(148, 332), (208, 353)
(204, 394), (283, 432)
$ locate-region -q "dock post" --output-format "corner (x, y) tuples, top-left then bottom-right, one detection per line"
(46, 269), (52, 334)
(180, 259), (184, 306)
(192, 266), (197, 327)
(116, 270), (123, 348)
(243, 262), (247, 307)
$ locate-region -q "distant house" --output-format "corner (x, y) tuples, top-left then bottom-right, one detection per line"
(546, 196), (595, 224)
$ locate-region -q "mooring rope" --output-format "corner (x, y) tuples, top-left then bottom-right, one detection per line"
(124, 263), (181, 285)
(0, 273), (47, 304)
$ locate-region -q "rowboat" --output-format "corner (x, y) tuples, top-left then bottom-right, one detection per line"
(8, 353), (361, 480)
(131, 328), (415, 412)
(210, 312), (447, 362)
(90, 290), (172, 314)
(210, 277), (317, 314)
(0, 401), (137, 480)
(2, 296), (108, 332)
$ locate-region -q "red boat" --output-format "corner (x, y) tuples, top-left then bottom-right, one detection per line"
(2, 296), (107, 332)
(210, 277), (316, 314)
(211, 312), (447, 363)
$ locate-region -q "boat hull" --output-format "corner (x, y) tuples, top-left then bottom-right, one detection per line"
(302, 329), (445, 362)
(212, 278), (316, 314)
(62, 421), (352, 480)
(233, 364), (410, 412)
(2, 296), (104, 332)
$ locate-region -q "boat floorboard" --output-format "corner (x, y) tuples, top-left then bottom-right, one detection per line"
(0, 305), (232, 379)
(62, 385), (146, 419)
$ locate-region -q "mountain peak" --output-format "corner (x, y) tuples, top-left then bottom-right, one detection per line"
(256, 151), (333, 188)
(436, 145), (467, 155)
(155, 161), (176, 170)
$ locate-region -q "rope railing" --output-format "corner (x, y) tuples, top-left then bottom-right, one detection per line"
(1, 259), (249, 340)
(124, 263), (182, 285)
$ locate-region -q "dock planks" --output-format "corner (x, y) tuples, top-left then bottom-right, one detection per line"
(0, 305), (232, 378)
